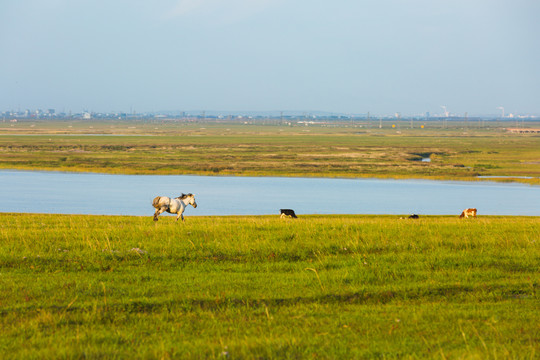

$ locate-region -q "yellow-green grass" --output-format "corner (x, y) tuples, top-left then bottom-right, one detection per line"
(1, 120), (539, 184)
(1, 213), (538, 358)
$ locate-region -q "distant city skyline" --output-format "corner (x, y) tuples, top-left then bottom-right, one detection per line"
(1, 1), (539, 115)
(4, 107), (538, 121)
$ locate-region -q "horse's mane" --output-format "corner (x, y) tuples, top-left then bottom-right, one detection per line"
(178, 193), (193, 199)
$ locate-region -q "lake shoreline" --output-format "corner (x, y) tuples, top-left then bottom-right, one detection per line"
(1, 166), (538, 185)
(2, 212), (539, 219)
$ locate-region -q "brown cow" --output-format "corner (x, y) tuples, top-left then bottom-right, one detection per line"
(459, 208), (477, 218)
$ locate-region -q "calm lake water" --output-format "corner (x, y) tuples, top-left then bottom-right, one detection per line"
(1, 170), (539, 216)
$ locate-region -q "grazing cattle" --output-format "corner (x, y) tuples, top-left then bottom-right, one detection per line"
(459, 208), (477, 218)
(408, 214), (420, 219)
(280, 209), (297, 218)
(152, 193), (197, 222)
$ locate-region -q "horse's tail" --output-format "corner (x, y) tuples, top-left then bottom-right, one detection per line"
(152, 196), (162, 209)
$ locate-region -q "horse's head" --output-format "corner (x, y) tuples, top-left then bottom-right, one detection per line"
(189, 194), (197, 208)
(179, 193), (197, 208)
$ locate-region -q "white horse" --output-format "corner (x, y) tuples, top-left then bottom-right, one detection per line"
(152, 193), (197, 222)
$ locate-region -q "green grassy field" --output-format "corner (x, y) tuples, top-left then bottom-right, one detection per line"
(1, 213), (538, 359)
(1, 120), (539, 184)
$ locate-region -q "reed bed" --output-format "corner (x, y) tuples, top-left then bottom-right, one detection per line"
(1, 121), (539, 184)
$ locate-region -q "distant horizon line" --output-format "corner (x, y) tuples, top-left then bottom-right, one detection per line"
(3, 107), (540, 119)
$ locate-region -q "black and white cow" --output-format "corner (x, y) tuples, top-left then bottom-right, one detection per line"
(280, 209), (298, 218)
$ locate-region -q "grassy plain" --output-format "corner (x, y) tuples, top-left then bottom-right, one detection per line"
(1, 119), (539, 184)
(0, 213), (539, 359)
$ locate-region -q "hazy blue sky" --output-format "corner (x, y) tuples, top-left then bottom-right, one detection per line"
(1, 0), (539, 116)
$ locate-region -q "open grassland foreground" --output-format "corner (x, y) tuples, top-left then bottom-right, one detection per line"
(0, 120), (539, 184)
(0, 213), (538, 359)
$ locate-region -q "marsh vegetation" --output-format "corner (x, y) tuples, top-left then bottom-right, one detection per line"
(1, 120), (539, 184)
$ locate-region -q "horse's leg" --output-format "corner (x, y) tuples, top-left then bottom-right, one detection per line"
(176, 212), (185, 222)
(176, 208), (184, 221)
(154, 207), (166, 221)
